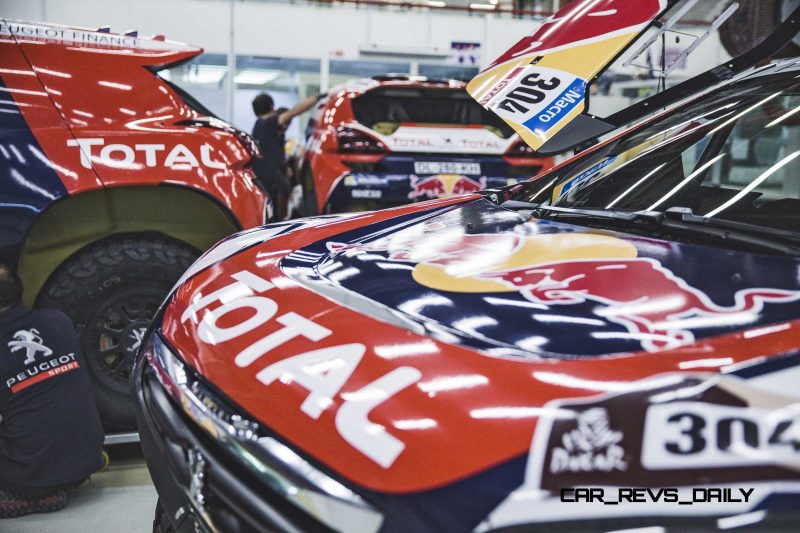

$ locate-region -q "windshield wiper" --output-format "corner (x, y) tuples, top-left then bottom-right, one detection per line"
(661, 207), (800, 244)
(501, 201), (800, 256)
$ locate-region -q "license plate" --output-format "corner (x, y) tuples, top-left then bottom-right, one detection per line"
(414, 162), (481, 175)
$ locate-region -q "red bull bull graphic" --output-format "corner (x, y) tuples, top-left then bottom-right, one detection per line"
(482, 258), (800, 352)
(408, 175), (487, 200)
(453, 176), (486, 195)
(322, 219), (800, 358)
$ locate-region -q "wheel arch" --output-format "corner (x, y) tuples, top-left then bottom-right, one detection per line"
(19, 185), (241, 306)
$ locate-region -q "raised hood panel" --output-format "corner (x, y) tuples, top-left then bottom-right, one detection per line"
(467, 0), (672, 151)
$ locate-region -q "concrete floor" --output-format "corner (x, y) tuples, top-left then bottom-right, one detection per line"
(0, 444), (157, 533)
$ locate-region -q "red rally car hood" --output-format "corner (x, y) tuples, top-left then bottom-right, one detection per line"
(160, 198), (800, 494)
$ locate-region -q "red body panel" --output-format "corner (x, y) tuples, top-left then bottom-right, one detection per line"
(299, 79), (555, 212)
(487, 0), (669, 71)
(161, 200), (800, 494)
(1, 20), (267, 228)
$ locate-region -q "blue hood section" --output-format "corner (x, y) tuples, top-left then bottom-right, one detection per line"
(283, 199), (800, 359)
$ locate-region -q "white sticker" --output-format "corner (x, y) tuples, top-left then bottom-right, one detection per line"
(642, 402), (800, 469)
(484, 65), (587, 139)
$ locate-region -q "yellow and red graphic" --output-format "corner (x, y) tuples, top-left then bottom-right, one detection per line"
(468, 0), (670, 150)
(407, 174), (487, 200)
(339, 230), (800, 353)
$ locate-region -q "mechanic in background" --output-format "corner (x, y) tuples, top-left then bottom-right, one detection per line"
(0, 264), (104, 518)
(252, 92), (324, 220)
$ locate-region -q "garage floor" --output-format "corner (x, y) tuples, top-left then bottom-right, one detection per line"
(0, 444), (156, 533)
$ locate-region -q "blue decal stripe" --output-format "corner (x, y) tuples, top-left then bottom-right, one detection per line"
(726, 351), (800, 378)
(0, 75), (67, 265)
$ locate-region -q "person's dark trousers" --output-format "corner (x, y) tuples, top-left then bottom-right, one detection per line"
(259, 174), (291, 221)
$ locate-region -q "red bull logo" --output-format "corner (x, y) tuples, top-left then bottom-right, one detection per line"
(408, 175), (486, 200)
(328, 228), (800, 353)
(482, 258), (800, 352)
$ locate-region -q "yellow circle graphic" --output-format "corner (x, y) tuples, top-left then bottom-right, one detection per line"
(412, 233), (638, 293)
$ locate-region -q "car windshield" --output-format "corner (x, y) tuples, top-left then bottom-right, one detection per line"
(517, 70), (800, 234)
(352, 86), (515, 137)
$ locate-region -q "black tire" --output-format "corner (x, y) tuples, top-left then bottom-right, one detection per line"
(36, 234), (199, 432)
(153, 499), (176, 533)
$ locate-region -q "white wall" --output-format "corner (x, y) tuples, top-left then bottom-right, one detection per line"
(3, 0), (729, 124)
(2, 0), (530, 68)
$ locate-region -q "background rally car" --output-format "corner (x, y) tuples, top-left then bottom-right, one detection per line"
(136, 1), (800, 531)
(0, 20), (269, 431)
(292, 75), (555, 214)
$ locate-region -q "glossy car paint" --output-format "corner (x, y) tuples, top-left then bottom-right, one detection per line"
(0, 19), (268, 266)
(296, 78), (554, 212)
(157, 195), (800, 529)
(140, 1), (800, 529)
(161, 196), (799, 471)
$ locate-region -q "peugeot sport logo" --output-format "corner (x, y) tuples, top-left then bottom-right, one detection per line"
(8, 328), (53, 365)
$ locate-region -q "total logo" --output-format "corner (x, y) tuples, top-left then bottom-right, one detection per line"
(408, 174), (487, 200)
(390, 137), (503, 151)
(181, 270), (422, 468)
(66, 138), (227, 170)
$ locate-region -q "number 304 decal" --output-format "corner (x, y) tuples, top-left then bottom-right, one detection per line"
(497, 72), (563, 114)
(486, 65), (587, 138)
(641, 402), (800, 469)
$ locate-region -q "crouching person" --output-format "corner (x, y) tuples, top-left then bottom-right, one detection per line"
(0, 264), (104, 518)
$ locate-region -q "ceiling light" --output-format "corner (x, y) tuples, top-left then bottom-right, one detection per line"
(470, 3), (496, 10)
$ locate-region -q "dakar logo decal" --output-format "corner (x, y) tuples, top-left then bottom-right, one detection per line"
(550, 408), (627, 475)
(8, 329), (53, 365)
(329, 230), (800, 353)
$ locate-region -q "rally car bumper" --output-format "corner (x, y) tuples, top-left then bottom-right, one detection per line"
(133, 332), (383, 533)
(133, 331), (800, 533)
(318, 154), (546, 212)
(326, 173), (522, 212)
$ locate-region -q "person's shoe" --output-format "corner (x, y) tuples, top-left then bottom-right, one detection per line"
(0, 489), (67, 518)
